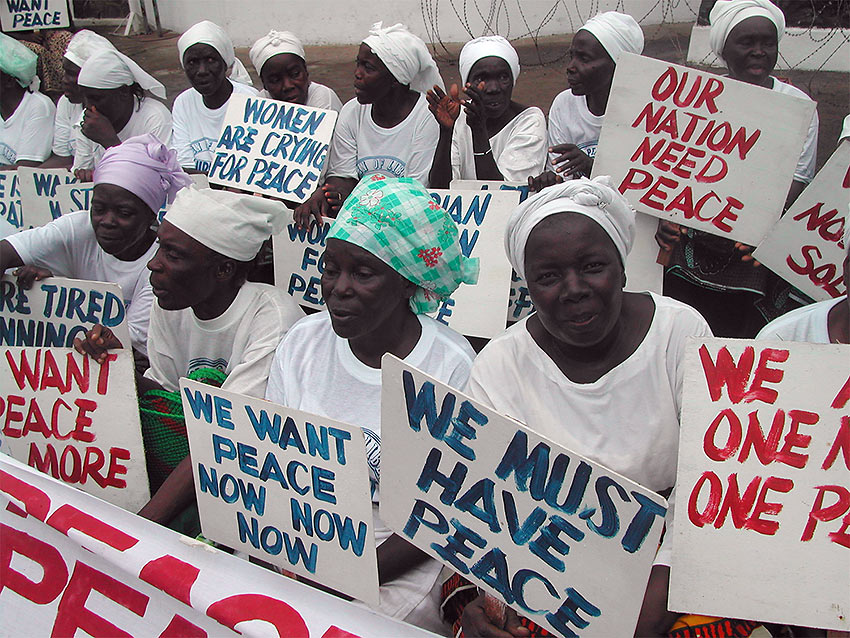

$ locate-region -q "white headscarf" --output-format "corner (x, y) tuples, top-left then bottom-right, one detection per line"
(178, 20), (253, 86)
(709, 0), (785, 60)
(505, 176), (636, 279)
(249, 30), (305, 76)
(164, 187), (288, 261)
(64, 30), (115, 68)
(77, 48), (166, 99)
(579, 11), (645, 63)
(458, 35), (520, 85)
(362, 22), (444, 93)
(0, 32), (39, 91)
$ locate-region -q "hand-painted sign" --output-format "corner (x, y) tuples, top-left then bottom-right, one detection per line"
(0, 0), (70, 31)
(17, 167), (78, 227)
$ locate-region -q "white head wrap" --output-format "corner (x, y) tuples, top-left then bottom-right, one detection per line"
(362, 22), (444, 93)
(0, 32), (39, 91)
(64, 30), (115, 68)
(458, 35), (520, 85)
(164, 187), (287, 261)
(579, 11), (644, 63)
(709, 0), (785, 60)
(178, 20), (253, 86)
(505, 176), (636, 279)
(249, 30), (306, 76)
(77, 48), (166, 99)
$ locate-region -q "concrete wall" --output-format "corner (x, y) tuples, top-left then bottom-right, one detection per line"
(133, 0), (698, 46)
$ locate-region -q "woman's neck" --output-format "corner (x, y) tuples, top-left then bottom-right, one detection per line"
(371, 86), (418, 128)
(586, 81), (611, 116)
(203, 78), (234, 110)
(349, 308), (422, 368)
(1, 84), (26, 120)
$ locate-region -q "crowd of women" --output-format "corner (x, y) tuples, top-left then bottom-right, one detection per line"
(0, 0), (847, 635)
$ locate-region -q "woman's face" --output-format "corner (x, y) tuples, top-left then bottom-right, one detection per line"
(89, 183), (155, 260)
(261, 53), (310, 104)
(566, 30), (615, 97)
(81, 85), (133, 127)
(62, 59), (82, 103)
(466, 56), (513, 120)
(321, 238), (414, 340)
(722, 16), (778, 87)
(524, 213), (625, 349)
(183, 43), (228, 97)
(353, 44), (395, 104)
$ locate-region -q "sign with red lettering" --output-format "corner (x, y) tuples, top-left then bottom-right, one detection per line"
(753, 141), (850, 301)
(0, 347), (149, 511)
(593, 54), (815, 246)
(0, 454), (437, 637)
(671, 338), (850, 631)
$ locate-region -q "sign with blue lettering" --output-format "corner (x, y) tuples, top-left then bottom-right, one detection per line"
(380, 355), (667, 637)
(208, 95), (338, 203)
(1, 275), (132, 351)
(0, 0), (69, 31)
(54, 181), (93, 215)
(181, 379), (379, 605)
(17, 168), (78, 228)
(272, 216), (329, 310)
(0, 170), (21, 239)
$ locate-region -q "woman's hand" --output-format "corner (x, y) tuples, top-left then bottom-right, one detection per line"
(462, 81), (487, 131)
(12, 265), (53, 289)
(655, 220), (685, 251)
(462, 594), (530, 638)
(81, 105), (121, 149)
(73, 324), (124, 365)
(528, 170), (563, 193)
(735, 241), (761, 266)
(427, 84), (462, 130)
(549, 143), (593, 178)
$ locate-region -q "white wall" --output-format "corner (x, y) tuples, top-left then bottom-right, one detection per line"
(134, 0), (697, 46)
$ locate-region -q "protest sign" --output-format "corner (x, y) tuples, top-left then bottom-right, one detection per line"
(451, 179), (531, 203)
(207, 94), (337, 203)
(671, 338), (850, 631)
(17, 167), (78, 228)
(593, 54), (815, 246)
(753, 141), (849, 302)
(0, 0), (69, 31)
(181, 379), (379, 604)
(0, 454), (437, 638)
(380, 355), (668, 637)
(54, 181), (93, 214)
(1, 274), (131, 350)
(0, 347), (149, 511)
(0, 170), (22, 238)
(273, 215), (330, 310)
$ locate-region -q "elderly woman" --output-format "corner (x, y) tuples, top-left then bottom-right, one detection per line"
(0, 32), (55, 168)
(427, 36), (546, 188)
(657, 0), (820, 338)
(172, 20), (258, 173)
(1, 134), (192, 358)
(72, 49), (172, 181)
(294, 22), (443, 227)
(249, 30), (342, 111)
(446, 177), (711, 637)
(267, 175), (478, 632)
(530, 12), (643, 189)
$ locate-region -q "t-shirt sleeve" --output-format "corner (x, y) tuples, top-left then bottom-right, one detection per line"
(15, 96), (55, 163)
(795, 107), (818, 184)
(264, 338), (290, 404)
(52, 100), (76, 157)
(496, 108), (548, 182)
(71, 131), (100, 172)
(126, 275), (154, 357)
(669, 304), (713, 418)
(5, 212), (80, 276)
(170, 96), (196, 170)
(143, 304), (181, 392)
(326, 100), (359, 179)
(404, 108), (439, 185)
(139, 100), (173, 147)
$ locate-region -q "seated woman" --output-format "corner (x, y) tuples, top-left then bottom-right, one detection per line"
(41, 30), (116, 169)
(427, 36), (546, 188)
(266, 175), (478, 633)
(1, 134), (192, 359)
(0, 32), (55, 169)
(294, 22), (443, 227)
(249, 30), (342, 111)
(72, 49), (172, 181)
(445, 177), (711, 637)
(173, 20), (258, 173)
(657, 0), (820, 338)
(531, 12), (643, 189)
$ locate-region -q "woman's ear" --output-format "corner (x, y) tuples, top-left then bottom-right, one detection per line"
(215, 258), (237, 281)
(402, 276), (417, 300)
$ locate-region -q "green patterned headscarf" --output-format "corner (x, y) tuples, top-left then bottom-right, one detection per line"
(329, 175), (479, 314)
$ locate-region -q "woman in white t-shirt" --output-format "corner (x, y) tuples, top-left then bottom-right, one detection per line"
(267, 176), (478, 634)
(427, 36), (546, 188)
(1, 134), (192, 358)
(451, 177), (711, 637)
(294, 22), (444, 227)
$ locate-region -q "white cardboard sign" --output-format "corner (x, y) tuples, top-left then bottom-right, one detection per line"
(1, 274), (132, 350)
(273, 215), (330, 309)
(0, 454), (437, 638)
(380, 355), (668, 637)
(671, 338), (850, 631)
(0, 347), (149, 511)
(54, 181), (94, 214)
(0, 0), (69, 31)
(208, 94), (337, 203)
(593, 54), (815, 246)
(0, 170), (22, 238)
(753, 140), (850, 301)
(181, 379), (379, 605)
(17, 167), (78, 227)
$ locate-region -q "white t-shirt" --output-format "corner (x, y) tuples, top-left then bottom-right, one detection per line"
(451, 107), (547, 182)
(144, 282), (303, 398)
(265, 311), (475, 632)
(259, 81), (343, 112)
(5, 210), (156, 355)
(326, 94), (439, 185)
(53, 96), (83, 157)
(546, 89), (603, 172)
(769, 77), (818, 184)
(756, 297), (843, 344)
(171, 82), (259, 173)
(0, 90), (56, 165)
(72, 97), (173, 172)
